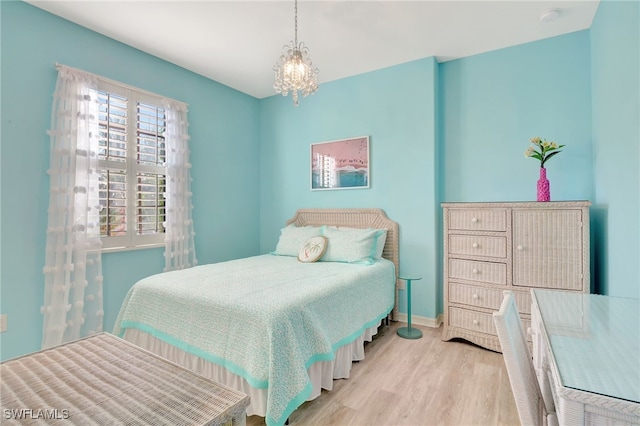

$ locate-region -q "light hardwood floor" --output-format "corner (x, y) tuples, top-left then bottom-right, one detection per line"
(247, 322), (520, 426)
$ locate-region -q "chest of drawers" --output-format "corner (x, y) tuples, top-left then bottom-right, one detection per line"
(441, 201), (590, 352)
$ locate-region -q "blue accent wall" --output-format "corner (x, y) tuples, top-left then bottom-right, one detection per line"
(439, 31), (593, 203)
(0, 1), (260, 360)
(259, 58), (439, 320)
(590, 0), (640, 298)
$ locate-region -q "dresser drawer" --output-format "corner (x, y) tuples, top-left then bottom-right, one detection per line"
(449, 307), (531, 340)
(449, 259), (507, 285)
(448, 209), (507, 232)
(449, 235), (507, 258)
(449, 307), (497, 335)
(449, 283), (531, 314)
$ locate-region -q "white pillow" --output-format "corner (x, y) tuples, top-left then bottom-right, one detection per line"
(272, 224), (323, 257)
(298, 236), (328, 263)
(321, 226), (385, 265)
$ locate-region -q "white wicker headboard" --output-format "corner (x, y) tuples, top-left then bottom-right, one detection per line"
(286, 208), (400, 320)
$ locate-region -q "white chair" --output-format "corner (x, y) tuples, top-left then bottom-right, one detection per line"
(493, 291), (557, 426)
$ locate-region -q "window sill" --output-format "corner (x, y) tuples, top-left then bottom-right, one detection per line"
(100, 243), (164, 254)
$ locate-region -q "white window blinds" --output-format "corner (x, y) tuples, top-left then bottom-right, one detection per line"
(95, 81), (167, 250)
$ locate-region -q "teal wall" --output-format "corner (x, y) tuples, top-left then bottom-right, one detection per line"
(1, 1), (639, 361)
(0, 1), (260, 360)
(258, 57), (439, 320)
(439, 31), (593, 203)
(590, 0), (640, 298)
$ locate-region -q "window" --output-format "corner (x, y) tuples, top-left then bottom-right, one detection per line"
(96, 81), (166, 250)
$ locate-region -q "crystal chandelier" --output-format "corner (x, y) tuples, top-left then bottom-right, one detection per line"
(273, 0), (319, 106)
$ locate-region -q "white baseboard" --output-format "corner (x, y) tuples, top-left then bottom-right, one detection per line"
(395, 313), (443, 328)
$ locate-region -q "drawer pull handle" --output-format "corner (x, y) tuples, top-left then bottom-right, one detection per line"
(472, 294), (479, 299)
(472, 268), (479, 274)
(473, 320), (479, 325)
(517, 245), (523, 251)
(472, 243), (479, 248)
(471, 217), (478, 223)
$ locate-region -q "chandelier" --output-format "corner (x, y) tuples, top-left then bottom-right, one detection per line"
(273, 0), (319, 106)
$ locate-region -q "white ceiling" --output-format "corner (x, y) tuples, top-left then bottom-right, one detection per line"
(27, 0), (600, 99)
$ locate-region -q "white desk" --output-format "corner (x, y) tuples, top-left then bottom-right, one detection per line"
(531, 289), (640, 425)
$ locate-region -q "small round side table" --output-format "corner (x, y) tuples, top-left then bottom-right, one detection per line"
(397, 276), (422, 339)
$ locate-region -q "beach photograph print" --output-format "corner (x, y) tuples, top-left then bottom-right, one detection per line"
(311, 136), (369, 190)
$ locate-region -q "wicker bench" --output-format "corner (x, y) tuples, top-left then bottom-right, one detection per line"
(1, 333), (250, 425)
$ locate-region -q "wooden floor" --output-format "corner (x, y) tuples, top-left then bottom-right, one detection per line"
(247, 322), (520, 426)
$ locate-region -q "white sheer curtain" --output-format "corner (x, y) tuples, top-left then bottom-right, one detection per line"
(42, 65), (104, 349)
(162, 99), (197, 271)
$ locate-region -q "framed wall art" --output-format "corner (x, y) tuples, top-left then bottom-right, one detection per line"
(310, 136), (370, 190)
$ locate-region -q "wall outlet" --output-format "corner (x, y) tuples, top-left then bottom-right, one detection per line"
(0, 314), (6, 333)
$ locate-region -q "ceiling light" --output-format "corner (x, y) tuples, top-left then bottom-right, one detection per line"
(539, 9), (560, 24)
(273, 0), (319, 106)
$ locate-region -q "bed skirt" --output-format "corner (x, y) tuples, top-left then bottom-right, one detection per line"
(123, 323), (379, 417)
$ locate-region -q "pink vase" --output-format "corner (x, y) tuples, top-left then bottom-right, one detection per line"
(537, 167), (551, 202)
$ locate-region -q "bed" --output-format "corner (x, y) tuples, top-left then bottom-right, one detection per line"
(113, 208), (400, 426)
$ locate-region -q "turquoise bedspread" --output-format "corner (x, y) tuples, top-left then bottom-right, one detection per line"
(113, 254), (395, 426)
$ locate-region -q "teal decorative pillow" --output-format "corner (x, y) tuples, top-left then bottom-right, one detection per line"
(298, 236), (328, 263)
(374, 230), (388, 259)
(272, 224), (323, 257)
(321, 226), (385, 265)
